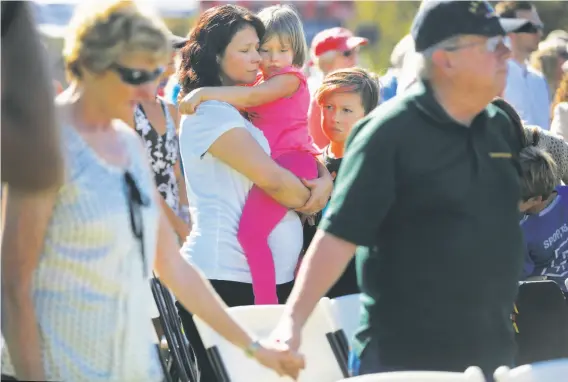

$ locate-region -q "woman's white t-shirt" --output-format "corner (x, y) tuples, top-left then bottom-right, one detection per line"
(179, 101), (303, 284)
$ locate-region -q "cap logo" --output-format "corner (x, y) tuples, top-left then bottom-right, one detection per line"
(469, 1), (496, 18)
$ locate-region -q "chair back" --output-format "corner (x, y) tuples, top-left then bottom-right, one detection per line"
(494, 359), (568, 382)
(514, 281), (568, 365)
(193, 304), (347, 382)
(328, 294), (363, 348)
(336, 366), (486, 381)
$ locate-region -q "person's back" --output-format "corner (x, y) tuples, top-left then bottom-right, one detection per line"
(521, 186), (568, 289)
(352, 85), (523, 372)
(518, 145), (568, 291)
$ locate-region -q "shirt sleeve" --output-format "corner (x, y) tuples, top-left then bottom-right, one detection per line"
(180, 101), (247, 159)
(319, 116), (397, 247)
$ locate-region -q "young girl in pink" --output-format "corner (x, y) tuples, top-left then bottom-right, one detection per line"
(179, 4), (319, 305)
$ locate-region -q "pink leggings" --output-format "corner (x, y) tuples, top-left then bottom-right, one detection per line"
(237, 151), (318, 305)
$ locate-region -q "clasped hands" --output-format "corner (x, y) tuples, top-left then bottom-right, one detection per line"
(253, 316), (304, 380)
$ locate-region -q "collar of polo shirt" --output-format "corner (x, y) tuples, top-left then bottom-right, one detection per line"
(410, 80), (494, 127)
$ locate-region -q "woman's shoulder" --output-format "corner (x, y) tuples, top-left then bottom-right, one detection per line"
(184, 100), (245, 123)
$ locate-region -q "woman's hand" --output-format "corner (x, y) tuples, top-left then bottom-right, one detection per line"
(254, 340), (305, 380)
(295, 172), (333, 215)
(178, 89), (204, 115)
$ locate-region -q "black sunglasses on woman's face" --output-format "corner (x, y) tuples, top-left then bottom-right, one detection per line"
(110, 63), (165, 86)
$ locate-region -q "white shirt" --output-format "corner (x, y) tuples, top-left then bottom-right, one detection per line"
(503, 60), (551, 130)
(179, 101), (303, 284)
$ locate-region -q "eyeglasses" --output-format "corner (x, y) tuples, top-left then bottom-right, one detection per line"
(124, 171), (150, 278)
(110, 63), (165, 86)
(444, 35), (511, 54)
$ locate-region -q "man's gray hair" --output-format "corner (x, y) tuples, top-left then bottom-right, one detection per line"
(414, 35), (462, 80)
(519, 146), (559, 201)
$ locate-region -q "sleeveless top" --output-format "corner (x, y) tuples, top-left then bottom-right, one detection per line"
(1, 122), (161, 382)
(134, 100), (180, 214)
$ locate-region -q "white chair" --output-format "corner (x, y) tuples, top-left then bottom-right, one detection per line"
(327, 293), (363, 350)
(193, 304), (347, 382)
(494, 359), (568, 382)
(337, 366), (486, 381)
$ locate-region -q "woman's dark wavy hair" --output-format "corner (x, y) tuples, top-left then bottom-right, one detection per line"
(178, 5), (265, 96)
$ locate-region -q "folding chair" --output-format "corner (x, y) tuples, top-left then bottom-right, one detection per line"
(193, 304), (348, 382)
(494, 358), (568, 382)
(150, 277), (200, 382)
(324, 294), (363, 363)
(513, 281), (568, 365)
(336, 366), (486, 381)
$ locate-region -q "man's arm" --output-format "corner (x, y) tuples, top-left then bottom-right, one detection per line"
(1, 2), (63, 191)
(273, 116), (398, 348)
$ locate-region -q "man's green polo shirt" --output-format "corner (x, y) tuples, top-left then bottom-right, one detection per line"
(320, 81), (524, 373)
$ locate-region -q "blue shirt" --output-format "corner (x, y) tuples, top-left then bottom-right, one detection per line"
(521, 186), (568, 290)
(379, 68), (398, 103)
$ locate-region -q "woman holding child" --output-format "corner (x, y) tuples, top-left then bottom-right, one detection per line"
(176, 4), (333, 380)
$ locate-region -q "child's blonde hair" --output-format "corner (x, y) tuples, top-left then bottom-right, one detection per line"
(315, 68), (380, 115)
(257, 5), (307, 67)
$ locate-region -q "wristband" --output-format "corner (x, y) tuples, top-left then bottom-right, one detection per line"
(244, 340), (261, 358)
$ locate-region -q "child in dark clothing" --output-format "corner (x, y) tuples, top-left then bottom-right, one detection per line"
(303, 67), (380, 298)
(518, 146), (568, 292)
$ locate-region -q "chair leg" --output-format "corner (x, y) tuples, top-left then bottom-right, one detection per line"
(151, 279), (191, 382)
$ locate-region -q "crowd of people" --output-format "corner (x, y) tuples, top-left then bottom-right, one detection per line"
(1, 0), (568, 381)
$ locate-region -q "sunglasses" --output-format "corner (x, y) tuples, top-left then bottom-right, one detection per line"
(110, 63), (165, 86)
(444, 35), (511, 54)
(124, 171), (150, 278)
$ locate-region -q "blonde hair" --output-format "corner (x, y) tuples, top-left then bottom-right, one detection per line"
(530, 42), (567, 100)
(63, 0), (171, 81)
(257, 5), (307, 67)
(315, 67), (380, 115)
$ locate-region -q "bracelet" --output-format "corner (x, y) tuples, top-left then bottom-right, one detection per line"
(244, 340), (261, 358)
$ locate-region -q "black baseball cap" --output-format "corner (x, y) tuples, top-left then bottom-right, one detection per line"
(411, 0), (530, 52)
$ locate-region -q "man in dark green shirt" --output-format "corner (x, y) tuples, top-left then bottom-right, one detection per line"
(273, 0), (530, 378)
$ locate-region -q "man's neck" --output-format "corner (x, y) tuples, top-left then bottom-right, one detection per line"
(328, 142), (345, 158)
(511, 50), (529, 67)
(430, 79), (488, 126)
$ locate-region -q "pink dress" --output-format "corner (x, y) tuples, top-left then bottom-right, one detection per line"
(247, 66), (320, 158)
(238, 66), (319, 304)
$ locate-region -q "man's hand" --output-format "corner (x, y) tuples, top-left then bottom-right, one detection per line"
(254, 339), (305, 380)
(269, 314), (303, 353)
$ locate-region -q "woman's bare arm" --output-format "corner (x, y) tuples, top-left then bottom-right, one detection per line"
(1, 186), (58, 380)
(208, 128), (310, 209)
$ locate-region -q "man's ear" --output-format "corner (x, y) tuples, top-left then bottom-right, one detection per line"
(431, 50), (452, 72)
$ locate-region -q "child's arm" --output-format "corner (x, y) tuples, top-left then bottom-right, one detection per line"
(179, 74), (301, 114)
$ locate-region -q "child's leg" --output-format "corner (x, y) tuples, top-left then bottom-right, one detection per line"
(237, 151), (318, 305)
